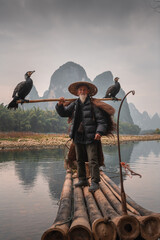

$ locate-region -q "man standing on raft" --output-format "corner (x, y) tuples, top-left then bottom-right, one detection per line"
(56, 81), (115, 192)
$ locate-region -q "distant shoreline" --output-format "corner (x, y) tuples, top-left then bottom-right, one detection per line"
(0, 133), (160, 151)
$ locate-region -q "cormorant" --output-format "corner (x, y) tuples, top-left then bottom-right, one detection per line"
(104, 77), (120, 100)
(7, 70), (35, 109)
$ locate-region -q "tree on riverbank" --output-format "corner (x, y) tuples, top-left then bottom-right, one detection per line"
(0, 103), (140, 134)
(119, 122), (140, 135)
(154, 128), (160, 134)
(0, 104), (68, 133)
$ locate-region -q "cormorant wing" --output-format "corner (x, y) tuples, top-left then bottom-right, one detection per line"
(105, 84), (115, 96)
(111, 82), (120, 96)
(12, 81), (26, 98)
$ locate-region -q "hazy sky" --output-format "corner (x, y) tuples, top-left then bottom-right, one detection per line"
(1, 0), (160, 116)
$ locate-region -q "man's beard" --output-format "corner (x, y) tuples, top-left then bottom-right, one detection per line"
(79, 94), (87, 103)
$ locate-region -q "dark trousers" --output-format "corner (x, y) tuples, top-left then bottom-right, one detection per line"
(74, 141), (100, 183)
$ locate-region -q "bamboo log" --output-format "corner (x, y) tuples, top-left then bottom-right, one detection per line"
(99, 180), (124, 215)
(17, 97), (121, 104)
(100, 175), (140, 215)
(41, 172), (72, 240)
(100, 171), (153, 215)
(113, 215), (140, 240)
(68, 178), (92, 240)
(100, 172), (160, 239)
(93, 182), (140, 239)
(83, 186), (116, 240)
(138, 215), (160, 240)
(93, 185), (119, 219)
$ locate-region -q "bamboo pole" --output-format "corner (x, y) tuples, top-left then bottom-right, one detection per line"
(101, 172), (160, 239)
(17, 98), (121, 104)
(116, 90), (135, 215)
(113, 215), (140, 240)
(100, 174), (140, 215)
(68, 178), (92, 240)
(100, 171), (153, 216)
(93, 181), (140, 240)
(100, 172), (160, 238)
(137, 215), (160, 240)
(99, 180), (124, 215)
(93, 182), (119, 219)
(83, 185), (117, 240)
(41, 172), (72, 240)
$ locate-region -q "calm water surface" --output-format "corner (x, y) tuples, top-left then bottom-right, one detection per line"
(0, 141), (160, 240)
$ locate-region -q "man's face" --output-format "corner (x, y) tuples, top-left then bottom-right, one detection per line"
(77, 85), (89, 96)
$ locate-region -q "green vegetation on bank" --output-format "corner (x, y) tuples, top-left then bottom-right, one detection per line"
(154, 128), (160, 134)
(0, 103), (140, 134)
(0, 103), (67, 133)
(119, 121), (140, 135)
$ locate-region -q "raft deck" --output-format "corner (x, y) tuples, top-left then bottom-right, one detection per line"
(41, 170), (160, 240)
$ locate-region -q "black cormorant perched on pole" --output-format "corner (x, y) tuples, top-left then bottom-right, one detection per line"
(104, 77), (120, 100)
(7, 70), (35, 109)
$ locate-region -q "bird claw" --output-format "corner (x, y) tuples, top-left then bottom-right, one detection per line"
(112, 97), (118, 101)
(21, 99), (29, 104)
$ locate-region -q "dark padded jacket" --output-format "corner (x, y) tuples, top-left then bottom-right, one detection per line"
(56, 96), (108, 144)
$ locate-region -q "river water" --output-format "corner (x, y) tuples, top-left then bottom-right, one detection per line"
(0, 141), (160, 240)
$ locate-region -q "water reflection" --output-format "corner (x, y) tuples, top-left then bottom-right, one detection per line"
(0, 141), (160, 199)
(0, 148), (66, 240)
(1, 141), (160, 199)
(41, 160), (65, 200)
(123, 141), (160, 212)
(15, 158), (38, 190)
(0, 148), (66, 199)
(130, 140), (160, 160)
(0, 141), (160, 240)
(102, 142), (135, 185)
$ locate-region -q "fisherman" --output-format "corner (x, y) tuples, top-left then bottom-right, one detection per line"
(56, 81), (115, 192)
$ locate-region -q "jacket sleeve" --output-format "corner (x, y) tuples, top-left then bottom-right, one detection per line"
(94, 106), (108, 136)
(55, 102), (75, 118)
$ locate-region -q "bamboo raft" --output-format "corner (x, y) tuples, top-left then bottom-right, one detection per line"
(38, 91), (158, 239)
(41, 169), (160, 240)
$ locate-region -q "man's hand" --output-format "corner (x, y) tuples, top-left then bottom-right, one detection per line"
(58, 97), (65, 106)
(94, 133), (101, 140)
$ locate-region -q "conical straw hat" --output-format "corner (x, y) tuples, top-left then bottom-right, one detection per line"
(68, 81), (98, 96)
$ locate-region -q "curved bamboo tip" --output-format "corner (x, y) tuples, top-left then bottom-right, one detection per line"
(114, 215), (140, 240)
(138, 215), (160, 240)
(92, 218), (117, 240)
(68, 225), (92, 240)
(41, 227), (67, 240)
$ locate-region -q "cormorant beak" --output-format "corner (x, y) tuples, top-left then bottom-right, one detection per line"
(114, 77), (119, 82)
(30, 70), (35, 76)
(27, 70), (35, 77)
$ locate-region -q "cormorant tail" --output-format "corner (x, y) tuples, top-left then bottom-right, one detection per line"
(7, 98), (19, 110)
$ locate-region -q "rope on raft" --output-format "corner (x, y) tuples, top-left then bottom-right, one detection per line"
(121, 162), (142, 178)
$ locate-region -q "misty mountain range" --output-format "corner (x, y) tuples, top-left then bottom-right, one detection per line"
(26, 61), (160, 131)
(129, 103), (160, 131)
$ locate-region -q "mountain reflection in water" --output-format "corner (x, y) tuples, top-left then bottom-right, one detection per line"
(0, 140), (160, 240)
